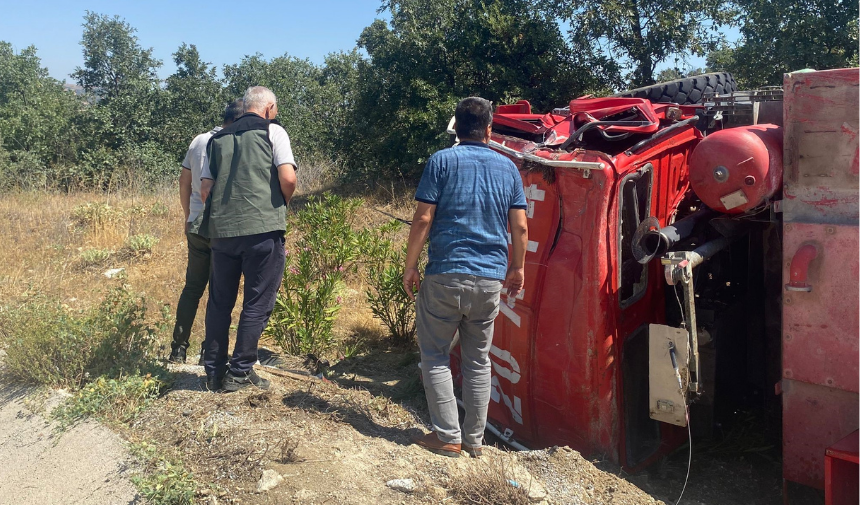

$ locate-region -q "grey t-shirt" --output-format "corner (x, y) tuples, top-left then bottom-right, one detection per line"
(181, 126), (221, 223)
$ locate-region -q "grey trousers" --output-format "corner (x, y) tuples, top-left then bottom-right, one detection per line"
(416, 273), (502, 447)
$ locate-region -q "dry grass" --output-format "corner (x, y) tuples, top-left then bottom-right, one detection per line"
(0, 184), (417, 359)
(449, 455), (532, 505)
(0, 188), (191, 356)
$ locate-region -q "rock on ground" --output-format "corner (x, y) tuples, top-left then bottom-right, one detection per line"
(257, 469), (284, 492)
(0, 383), (139, 505)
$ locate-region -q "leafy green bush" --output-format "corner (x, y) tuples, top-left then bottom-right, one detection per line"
(0, 149), (51, 191)
(149, 201), (170, 217)
(79, 247), (113, 267)
(124, 234), (159, 256)
(70, 202), (120, 229)
(267, 194), (365, 357)
(130, 441), (197, 505)
(363, 221), (423, 344)
(0, 286), (167, 389)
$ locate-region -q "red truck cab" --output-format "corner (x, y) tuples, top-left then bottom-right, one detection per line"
(450, 97), (703, 469)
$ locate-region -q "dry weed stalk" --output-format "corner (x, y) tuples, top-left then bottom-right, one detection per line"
(450, 455), (531, 505)
(276, 436), (303, 464)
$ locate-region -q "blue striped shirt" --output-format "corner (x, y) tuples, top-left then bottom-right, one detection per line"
(416, 141), (527, 280)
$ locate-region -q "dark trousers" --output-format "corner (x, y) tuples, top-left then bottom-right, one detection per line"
(171, 232), (211, 351)
(203, 231), (285, 377)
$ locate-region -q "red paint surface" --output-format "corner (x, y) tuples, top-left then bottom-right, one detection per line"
(689, 124), (783, 213)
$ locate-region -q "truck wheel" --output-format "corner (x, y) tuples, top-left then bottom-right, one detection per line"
(614, 72), (737, 105)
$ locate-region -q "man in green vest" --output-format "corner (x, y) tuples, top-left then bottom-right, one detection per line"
(199, 86), (297, 392)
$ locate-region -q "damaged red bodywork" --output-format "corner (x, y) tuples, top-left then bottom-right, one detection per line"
(451, 97), (702, 469)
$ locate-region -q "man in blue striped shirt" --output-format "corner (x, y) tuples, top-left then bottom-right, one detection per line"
(404, 97), (528, 458)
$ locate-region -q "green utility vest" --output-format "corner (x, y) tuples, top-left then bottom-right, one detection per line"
(201, 113), (286, 239)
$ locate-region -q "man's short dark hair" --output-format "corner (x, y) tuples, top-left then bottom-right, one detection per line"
(454, 97), (493, 140)
(223, 99), (244, 124)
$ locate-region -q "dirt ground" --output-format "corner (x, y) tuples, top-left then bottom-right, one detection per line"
(125, 359), (664, 505)
(0, 382), (139, 505)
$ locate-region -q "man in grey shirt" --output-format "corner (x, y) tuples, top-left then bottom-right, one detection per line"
(199, 86), (297, 392)
(168, 99), (243, 364)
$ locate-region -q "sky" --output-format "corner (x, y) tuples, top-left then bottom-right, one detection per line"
(0, 0), (387, 83)
(0, 0), (735, 85)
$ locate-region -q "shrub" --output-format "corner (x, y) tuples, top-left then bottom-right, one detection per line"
(79, 247), (113, 267)
(70, 202), (120, 229)
(0, 149), (51, 191)
(149, 201), (170, 217)
(362, 221), (423, 344)
(53, 374), (166, 427)
(130, 441), (197, 505)
(0, 286), (167, 389)
(267, 194), (364, 357)
(449, 456), (532, 505)
(124, 234), (159, 256)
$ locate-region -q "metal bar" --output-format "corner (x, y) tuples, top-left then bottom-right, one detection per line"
(487, 140), (605, 171)
(560, 120), (653, 151)
(680, 262), (700, 394)
(625, 116), (699, 156)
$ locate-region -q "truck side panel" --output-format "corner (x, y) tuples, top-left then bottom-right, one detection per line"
(782, 68), (860, 489)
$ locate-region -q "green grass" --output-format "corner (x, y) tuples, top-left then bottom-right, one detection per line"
(130, 441), (197, 505)
(0, 287), (167, 389)
(52, 374), (168, 428)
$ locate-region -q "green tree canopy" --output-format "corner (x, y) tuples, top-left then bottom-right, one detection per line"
(72, 12), (164, 151)
(160, 44), (224, 158)
(550, 0), (734, 87)
(72, 12), (161, 99)
(347, 0), (611, 181)
(0, 43), (82, 168)
(711, 0), (859, 88)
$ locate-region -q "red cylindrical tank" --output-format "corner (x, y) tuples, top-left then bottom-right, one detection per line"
(689, 124), (783, 214)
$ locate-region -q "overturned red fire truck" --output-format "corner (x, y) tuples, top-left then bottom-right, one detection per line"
(448, 69), (859, 500)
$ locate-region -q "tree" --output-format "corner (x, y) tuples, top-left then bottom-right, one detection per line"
(72, 12), (161, 99)
(709, 0), (859, 88)
(223, 53), (336, 162)
(0, 43), (83, 173)
(161, 44), (224, 158)
(549, 0), (734, 87)
(347, 0), (610, 181)
(72, 12), (163, 150)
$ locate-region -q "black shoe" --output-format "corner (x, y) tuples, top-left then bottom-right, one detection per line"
(205, 373), (224, 392)
(222, 369), (270, 392)
(168, 345), (187, 364)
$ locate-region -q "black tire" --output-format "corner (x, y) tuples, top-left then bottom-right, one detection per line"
(614, 72), (737, 105)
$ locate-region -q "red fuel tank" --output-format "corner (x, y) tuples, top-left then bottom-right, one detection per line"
(689, 124), (783, 213)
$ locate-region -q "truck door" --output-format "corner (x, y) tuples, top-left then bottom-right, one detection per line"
(485, 169), (560, 443)
(615, 165), (669, 468)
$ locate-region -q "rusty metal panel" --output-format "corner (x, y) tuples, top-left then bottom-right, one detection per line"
(783, 69), (859, 224)
(782, 223), (859, 392)
(782, 380), (859, 489)
(782, 68), (860, 491)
